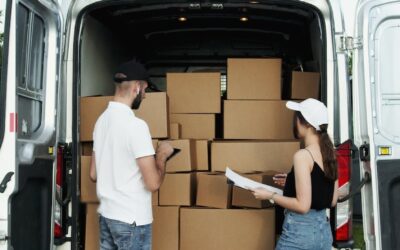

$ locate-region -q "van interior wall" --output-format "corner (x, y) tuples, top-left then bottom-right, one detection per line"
(80, 16), (129, 97)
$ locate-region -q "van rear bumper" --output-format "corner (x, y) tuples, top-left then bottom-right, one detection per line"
(334, 239), (354, 249)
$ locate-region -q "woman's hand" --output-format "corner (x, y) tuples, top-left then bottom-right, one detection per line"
(250, 188), (274, 200)
(273, 173), (287, 187)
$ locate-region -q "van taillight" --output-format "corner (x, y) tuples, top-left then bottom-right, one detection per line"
(54, 145), (64, 238)
(334, 140), (353, 242)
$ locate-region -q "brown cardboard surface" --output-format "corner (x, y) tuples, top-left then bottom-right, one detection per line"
(85, 204), (100, 250)
(194, 140), (209, 171)
(180, 208), (275, 250)
(196, 173), (232, 209)
(80, 156), (99, 203)
(135, 92), (169, 138)
(159, 173), (195, 206)
(211, 140), (300, 173)
(291, 71), (320, 100)
(152, 191), (159, 206)
(152, 206), (179, 250)
(167, 72), (221, 113)
(170, 114), (215, 140)
(80, 96), (113, 142)
(232, 171), (280, 208)
(164, 139), (195, 173)
(224, 100), (295, 140)
(169, 123), (181, 140)
(227, 58), (282, 100)
(80, 93), (168, 141)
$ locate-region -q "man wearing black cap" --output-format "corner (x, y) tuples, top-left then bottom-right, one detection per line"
(89, 60), (173, 250)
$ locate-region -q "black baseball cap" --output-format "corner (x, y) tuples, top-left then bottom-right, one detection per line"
(113, 60), (149, 83)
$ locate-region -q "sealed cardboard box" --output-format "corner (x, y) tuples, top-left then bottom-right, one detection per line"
(169, 123), (181, 140)
(224, 100), (295, 140)
(152, 206), (179, 250)
(81, 156), (98, 203)
(159, 173), (195, 206)
(232, 171), (280, 208)
(80, 96), (112, 141)
(164, 139), (195, 173)
(290, 71), (320, 100)
(80, 93), (168, 141)
(170, 114), (215, 140)
(135, 92), (169, 138)
(85, 204), (99, 250)
(167, 72), (221, 113)
(227, 58), (282, 100)
(211, 141), (299, 173)
(194, 140), (209, 171)
(196, 173), (232, 209)
(180, 208), (275, 250)
(152, 191), (159, 206)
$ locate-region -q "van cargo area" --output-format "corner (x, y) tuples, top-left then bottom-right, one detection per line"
(75, 2), (325, 249)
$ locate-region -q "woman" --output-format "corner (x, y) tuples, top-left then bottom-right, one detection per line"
(251, 98), (339, 250)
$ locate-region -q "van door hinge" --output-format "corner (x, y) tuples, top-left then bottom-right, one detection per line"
(337, 36), (363, 52)
(0, 231), (8, 242)
(360, 142), (370, 162)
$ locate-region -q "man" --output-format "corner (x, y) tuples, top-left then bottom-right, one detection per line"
(89, 60), (173, 250)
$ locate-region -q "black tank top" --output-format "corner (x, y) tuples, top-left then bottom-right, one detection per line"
(283, 150), (335, 210)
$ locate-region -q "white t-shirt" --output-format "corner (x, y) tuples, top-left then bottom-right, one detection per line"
(93, 101), (155, 225)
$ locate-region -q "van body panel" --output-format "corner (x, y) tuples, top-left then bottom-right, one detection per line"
(353, 0), (400, 249)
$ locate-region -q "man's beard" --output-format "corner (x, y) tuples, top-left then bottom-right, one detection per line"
(131, 91), (143, 110)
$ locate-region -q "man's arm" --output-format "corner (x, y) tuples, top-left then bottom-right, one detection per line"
(90, 152), (97, 182)
(137, 142), (173, 192)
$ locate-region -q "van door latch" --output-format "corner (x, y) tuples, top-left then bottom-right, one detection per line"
(0, 172), (14, 193)
(360, 143), (370, 162)
(0, 231), (8, 242)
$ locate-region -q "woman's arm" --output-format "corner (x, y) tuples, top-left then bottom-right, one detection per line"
(331, 180), (339, 207)
(252, 150), (313, 214)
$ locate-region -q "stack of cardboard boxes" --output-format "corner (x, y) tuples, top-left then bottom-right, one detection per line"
(79, 59), (320, 250)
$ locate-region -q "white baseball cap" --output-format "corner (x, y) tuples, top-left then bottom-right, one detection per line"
(286, 98), (328, 131)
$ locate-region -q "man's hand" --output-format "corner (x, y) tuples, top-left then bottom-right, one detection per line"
(156, 142), (174, 163)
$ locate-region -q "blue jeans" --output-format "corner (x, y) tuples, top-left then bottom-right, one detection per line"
(99, 215), (152, 250)
(276, 209), (333, 250)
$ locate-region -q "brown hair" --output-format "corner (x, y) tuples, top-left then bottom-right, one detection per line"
(293, 111), (337, 180)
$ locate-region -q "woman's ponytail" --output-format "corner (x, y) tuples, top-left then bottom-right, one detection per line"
(318, 124), (337, 180)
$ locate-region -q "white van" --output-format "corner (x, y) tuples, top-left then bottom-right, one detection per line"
(0, 0), (399, 249)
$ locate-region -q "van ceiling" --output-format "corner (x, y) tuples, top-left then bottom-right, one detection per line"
(87, 1), (321, 67)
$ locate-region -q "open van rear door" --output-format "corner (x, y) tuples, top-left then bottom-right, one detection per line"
(0, 0), (63, 249)
(352, 1), (400, 249)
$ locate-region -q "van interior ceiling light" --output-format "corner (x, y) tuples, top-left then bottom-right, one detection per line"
(178, 16), (187, 22)
(240, 17), (249, 22)
(249, 1), (259, 3)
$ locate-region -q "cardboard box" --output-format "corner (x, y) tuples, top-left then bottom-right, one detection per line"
(135, 92), (169, 138)
(211, 141), (300, 173)
(232, 171), (280, 208)
(180, 208), (275, 250)
(170, 114), (215, 140)
(290, 71), (320, 100)
(164, 139), (195, 173)
(81, 156), (98, 203)
(80, 93), (168, 141)
(227, 58), (282, 100)
(80, 96), (113, 142)
(81, 142), (93, 156)
(85, 204), (99, 250)
(152, 191), (159, 206)
(196, 173), (232, 209)
(169, 123), (181, 140)
(159, 173), (196, 206)
(194, 140), (209, 171)
(152, 206), (180, 250)
(224, 100), (295, 140)
(167, 72), (221, 113)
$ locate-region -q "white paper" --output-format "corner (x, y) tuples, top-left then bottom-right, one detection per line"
(225, 167), (283, 195)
